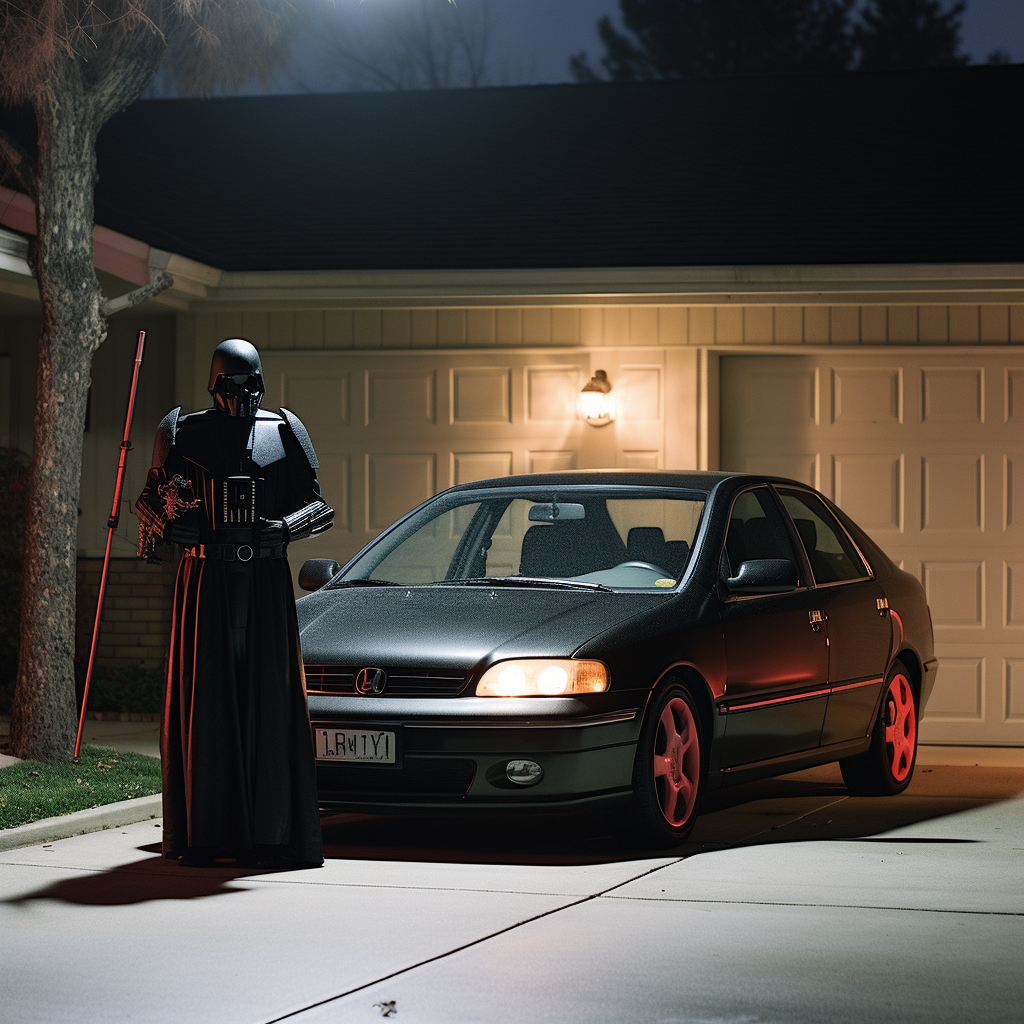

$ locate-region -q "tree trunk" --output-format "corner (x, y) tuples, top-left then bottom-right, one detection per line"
(9, 74), (109, 762)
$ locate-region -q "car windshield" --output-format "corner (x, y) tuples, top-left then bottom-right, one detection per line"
(337, 488), (706, 591)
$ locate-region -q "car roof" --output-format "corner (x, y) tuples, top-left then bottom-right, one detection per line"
(446, 469), (751, 494)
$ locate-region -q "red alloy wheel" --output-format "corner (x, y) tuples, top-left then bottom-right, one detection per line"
(653, 696), (701, 826)
(885, 672), (916, 783)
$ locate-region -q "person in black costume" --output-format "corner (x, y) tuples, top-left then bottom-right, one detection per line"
(136, 338), (333, 868)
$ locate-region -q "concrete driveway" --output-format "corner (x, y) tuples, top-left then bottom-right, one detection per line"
(1, 760), (1022, 1024)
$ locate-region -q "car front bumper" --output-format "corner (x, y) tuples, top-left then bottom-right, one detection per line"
(307, 695), (641, 813)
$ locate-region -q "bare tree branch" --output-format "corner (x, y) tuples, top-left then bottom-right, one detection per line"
(100, 267), (174, 318)
(293, 0), (498, 93)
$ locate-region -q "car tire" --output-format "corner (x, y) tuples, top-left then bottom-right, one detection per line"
(626, 682), (705, 848)
(840, 662), (918, 797)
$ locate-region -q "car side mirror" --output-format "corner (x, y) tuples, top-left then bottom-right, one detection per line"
(299, 558), (341, 592)
(725, 558), (798, 595)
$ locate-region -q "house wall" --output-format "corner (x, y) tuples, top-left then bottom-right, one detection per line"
(178, 301), (1024, 391)
(171, 299), (1024, 744)
(3, 293), (1023, 717)
(76, 557), (176, 672)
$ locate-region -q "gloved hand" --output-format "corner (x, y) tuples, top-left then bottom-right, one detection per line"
(259, 518), (288, 553)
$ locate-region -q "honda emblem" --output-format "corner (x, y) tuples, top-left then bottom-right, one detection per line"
(355, 667), (388, 695)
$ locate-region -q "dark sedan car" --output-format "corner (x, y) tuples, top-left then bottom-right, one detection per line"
(296, 471), (936, 846)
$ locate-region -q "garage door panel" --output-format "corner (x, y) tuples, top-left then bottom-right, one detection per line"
(366, 453), (436, 532)
(730, 451), (819, 487)
(920, 367), (984, 425)
(367, 370), (437, 427)
(923, 655), (985, 721)
(921, 453), (984, 532)
(1006, 659), (1024, 722)
(452, 451), (513, 485)
(833, 454), (903, 532)
(723, 352), (1024, 745)
(1005, 561), (1024, 629)
(741, 367), (819, 426)
(526, 366), (583, 422)
(528, 450), (579, 474)
(922, 560), (985, 629)
(451, 368), (511, 424)
(1004, 455), (1020, 532)
(282, 373), (350, 428)
(831, 367), (903, 425)
(316, 454), (351, 533)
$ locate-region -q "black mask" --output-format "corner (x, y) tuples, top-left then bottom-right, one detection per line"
(212, 372), (264, 417)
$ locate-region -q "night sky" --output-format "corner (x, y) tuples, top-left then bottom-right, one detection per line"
(251, 0), (1024, 97)
(488, 0), (1023, 81)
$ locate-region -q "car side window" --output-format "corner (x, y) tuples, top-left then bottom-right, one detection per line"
(777, 489), (869, 584)
(722, 488), (801, 581)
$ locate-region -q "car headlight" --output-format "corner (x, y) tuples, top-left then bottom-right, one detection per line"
(475, 659), (608, 697)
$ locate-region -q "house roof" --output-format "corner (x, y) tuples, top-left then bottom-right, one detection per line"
(55, 65), (1024, 271)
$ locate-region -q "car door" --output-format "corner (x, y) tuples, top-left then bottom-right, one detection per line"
(718, 487), (830, 767)
(776, 487), (892, 747)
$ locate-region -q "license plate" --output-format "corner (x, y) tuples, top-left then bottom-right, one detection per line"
(314, 727), (396, 763)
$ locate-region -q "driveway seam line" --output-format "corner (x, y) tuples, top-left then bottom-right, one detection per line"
(599, 895), (1024, 916)
(257, 857), (685, 1024)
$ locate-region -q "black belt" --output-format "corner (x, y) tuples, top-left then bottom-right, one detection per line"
(184, 543), (286, 562)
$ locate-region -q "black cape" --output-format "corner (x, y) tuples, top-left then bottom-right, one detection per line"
(143, 407), (325, 866)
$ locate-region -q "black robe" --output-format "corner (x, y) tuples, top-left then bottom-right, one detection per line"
(140, 407), (325, 866)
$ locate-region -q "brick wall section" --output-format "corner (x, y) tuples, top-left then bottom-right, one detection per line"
(76, 557), (177, 671)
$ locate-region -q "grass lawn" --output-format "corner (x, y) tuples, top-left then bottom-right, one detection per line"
(0, 744), (161, 830)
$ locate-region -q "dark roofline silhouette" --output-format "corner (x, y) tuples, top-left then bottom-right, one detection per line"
(72, 64), (1019, 271)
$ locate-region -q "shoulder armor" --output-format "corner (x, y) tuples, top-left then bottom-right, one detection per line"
(279, 407), (320, 470)
(251, 411), (287, 467)
(151, 407), (181, 468)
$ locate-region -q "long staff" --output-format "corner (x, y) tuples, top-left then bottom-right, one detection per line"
(74, 330), (146, 762)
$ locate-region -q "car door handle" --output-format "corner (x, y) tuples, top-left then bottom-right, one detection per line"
(809, 609), (825, 631)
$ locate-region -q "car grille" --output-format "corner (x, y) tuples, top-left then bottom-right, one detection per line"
(304, 664), (468, 697)
(317, 757), (476, 798)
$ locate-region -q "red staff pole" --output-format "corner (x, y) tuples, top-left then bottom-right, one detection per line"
(74, 330), (147, 763)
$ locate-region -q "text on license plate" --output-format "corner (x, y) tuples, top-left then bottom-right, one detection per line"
(315, 728), (396, 763)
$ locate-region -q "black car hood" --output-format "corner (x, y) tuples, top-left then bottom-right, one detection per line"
(297, 584), (666, 670)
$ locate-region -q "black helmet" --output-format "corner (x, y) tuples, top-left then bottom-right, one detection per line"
(208, 338), (264, 417)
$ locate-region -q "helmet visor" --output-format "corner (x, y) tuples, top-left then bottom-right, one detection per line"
(213, 373), (264, 416)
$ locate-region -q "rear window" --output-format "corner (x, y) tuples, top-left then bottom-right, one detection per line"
(777, 489), (869, 583)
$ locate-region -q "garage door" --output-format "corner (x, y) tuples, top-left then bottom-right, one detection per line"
(721, 352), (1024, 746)
(261, 349), (669, 571)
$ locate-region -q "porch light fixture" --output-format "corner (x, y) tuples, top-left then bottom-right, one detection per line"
(579, 369), (614, 427)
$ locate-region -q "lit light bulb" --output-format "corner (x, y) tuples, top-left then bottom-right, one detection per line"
(537, 665), (569, 695)
(495, 664), (527, 696)
(578, 390), (606, 420)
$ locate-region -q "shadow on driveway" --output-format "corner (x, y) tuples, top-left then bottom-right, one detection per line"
(5, 763), (1020, 907)
(0, 844), (306, 908)
(319, 762), (1024, 865)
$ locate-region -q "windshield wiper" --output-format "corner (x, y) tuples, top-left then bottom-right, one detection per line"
(434, 576), (613, 593)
